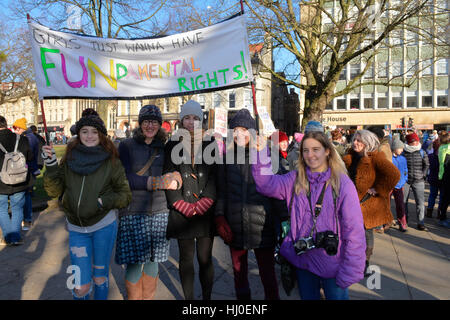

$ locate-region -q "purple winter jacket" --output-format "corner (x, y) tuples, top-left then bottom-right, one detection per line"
(252, 148), (366, 289)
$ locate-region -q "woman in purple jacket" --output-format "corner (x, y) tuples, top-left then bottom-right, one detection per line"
(252, 130), (366, 300)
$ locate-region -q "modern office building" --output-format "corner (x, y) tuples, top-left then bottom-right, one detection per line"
(299, 0), (450, 130)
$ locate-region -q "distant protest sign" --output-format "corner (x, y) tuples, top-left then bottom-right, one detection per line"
(28, 14), (253, 100)
(213, 107), (228, 137)
(257, 105), (276, 136)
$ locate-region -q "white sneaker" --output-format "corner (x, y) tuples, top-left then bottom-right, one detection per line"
(22, 221), (32, 231)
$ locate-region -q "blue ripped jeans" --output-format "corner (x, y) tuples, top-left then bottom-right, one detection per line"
(68, 220), (117, 300)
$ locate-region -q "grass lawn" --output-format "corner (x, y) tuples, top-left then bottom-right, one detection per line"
(33, 145), (66, 202)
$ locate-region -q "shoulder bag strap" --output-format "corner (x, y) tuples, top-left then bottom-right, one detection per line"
(0, 142), (7, 154)
(136, 149), (160, 176)
(14, 134), (20, 152)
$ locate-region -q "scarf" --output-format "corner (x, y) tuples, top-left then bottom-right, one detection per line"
(280, 150), (288, 159)
(67, 144), (110, 176)
(404, 143), (422, 153)
(190, 129), (204, 167)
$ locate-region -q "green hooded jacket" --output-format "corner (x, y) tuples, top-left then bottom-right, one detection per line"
(44, 158), (132, 227)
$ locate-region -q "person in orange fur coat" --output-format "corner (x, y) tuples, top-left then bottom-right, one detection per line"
(342, 129), (400, 277)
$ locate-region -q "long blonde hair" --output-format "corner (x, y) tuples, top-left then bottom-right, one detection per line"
(295, 131), (348, 196)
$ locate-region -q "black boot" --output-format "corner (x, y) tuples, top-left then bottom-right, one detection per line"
(364, 260), (371, 278)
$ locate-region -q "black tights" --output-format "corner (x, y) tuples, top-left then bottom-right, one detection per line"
(177, 237), (214, 300)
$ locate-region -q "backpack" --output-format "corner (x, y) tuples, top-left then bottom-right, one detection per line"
(0, 134), (28, 185)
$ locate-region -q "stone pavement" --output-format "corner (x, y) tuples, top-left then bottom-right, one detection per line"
(0, 194), (449, 300)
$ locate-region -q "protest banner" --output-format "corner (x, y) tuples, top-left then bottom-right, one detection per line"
(28, 14), (253, 100)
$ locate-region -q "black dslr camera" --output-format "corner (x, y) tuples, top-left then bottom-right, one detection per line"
(315, 231), (339, 256)
(294, 231), (339, 256)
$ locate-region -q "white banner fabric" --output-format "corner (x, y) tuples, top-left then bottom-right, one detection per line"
(28, 15), (253, 100)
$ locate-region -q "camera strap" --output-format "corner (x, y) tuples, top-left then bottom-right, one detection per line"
(306, 181), (340, 239)
(306, 182), (328, 238)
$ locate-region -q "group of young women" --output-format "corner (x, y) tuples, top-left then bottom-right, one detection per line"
(42, 101), (400, 301)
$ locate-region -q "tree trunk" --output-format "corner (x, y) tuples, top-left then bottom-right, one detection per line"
(301, 87), (332, 130)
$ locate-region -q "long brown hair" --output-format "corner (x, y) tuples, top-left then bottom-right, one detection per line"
(62, 131), (119, 164)
(295, 131), (348, 196)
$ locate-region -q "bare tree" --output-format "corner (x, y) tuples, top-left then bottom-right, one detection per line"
(8, 0), (171, 122)
(242, 0), (449, 127)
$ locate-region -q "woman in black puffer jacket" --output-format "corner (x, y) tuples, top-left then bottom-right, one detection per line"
(215, 109), (283, 300)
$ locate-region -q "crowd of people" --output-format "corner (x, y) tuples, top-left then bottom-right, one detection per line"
(0, 103), (449, 301)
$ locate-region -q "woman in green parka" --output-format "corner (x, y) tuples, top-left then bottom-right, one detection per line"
(42, 114), (131, 300)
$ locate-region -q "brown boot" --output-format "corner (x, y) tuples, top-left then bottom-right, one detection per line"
(426, 208), (433, 218)
(125, 277), (143, 300)
(142, 274), (158, 300)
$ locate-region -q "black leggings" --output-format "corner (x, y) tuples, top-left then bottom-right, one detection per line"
(177, 237), (214, 300)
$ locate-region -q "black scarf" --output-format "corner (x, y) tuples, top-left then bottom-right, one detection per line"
(67, 144), (110, 176)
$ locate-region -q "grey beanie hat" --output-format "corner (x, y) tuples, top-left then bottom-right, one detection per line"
(180, 100), (203, 121)
(391, 137), (404, 150)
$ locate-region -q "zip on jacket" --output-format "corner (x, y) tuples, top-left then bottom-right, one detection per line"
(76, 176), (86, 228)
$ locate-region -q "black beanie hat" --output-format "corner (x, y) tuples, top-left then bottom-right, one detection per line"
(139, 104), (162, 125)
(75, 115), (107, 136)
(229, 108), (256, 130)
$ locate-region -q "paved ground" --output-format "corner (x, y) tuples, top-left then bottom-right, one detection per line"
(0, 191), (449, 300)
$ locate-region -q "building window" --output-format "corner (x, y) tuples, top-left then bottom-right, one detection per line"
(163, 98), (169, 113)
(350, 98), (360, 109)
(422, 96), (432, 107)
(126, 100), (131, 117)
(407, 96), (417, 108)
(437, 95), (448, 107)
(406, 61), (417, 78)
(244, 89), (252, 109)
(422, 59), (433, 76)
(392, 61), (403, 77)
(392, 96), (402, 108)
(214, 93), (222, 108)
(325, 101), (333, 110)
(377, 62), (388, 78)
(436, 59), (448, 75)
(378, 97), (388, 109)
(363, 63), (374, 79)
(339, 66), (347, 80)
(350, 64), (360, 80)
(405, 30), (418, 46)
(336, 99), (346, 110)
(198, 95), (206, 109)
(391, 29), (403, 46)
(229, 92), (236, 109)
(364, 98), (373, 109)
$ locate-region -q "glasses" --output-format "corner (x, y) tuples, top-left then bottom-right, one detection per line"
(141, 120), (160, 127)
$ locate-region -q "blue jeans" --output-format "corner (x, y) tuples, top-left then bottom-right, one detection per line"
(68, 220), (117, 300)
(0, 192), (25, 243)
(427, 184), (441, 210)
(296, 268), (349, 300)
(23, 188), (33, 223)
